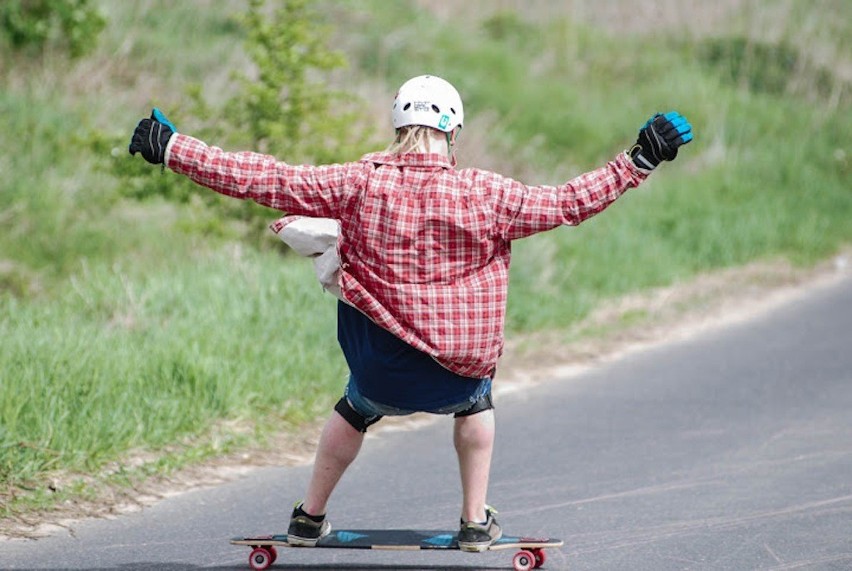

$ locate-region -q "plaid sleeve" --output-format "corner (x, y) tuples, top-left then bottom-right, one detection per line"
(496, 151), (649, 241)
(165, 134), (352, 218)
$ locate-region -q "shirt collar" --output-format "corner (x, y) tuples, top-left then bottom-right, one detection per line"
(360, 151), (453, 169)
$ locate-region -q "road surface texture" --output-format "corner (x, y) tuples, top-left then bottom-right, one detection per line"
(3, 275), (851, 570)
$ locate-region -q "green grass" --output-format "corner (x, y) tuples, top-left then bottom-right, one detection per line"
(1, 0), (850, 517)
(1, 251), (344, 488)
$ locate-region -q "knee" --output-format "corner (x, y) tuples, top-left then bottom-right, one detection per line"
(334, 397), (382, 433)
(454, 410), (495, 449)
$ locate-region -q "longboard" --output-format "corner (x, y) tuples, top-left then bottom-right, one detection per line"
(231, 528), (563, 570)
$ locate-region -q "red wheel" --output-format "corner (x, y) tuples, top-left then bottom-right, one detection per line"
(267, 546), (278, 564)
(249, 547), (273, 570)
(532, 548), (547, 568)
(513, 549), (536, 571)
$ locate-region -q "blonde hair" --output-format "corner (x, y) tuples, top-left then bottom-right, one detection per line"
(385, 125), (446, 155)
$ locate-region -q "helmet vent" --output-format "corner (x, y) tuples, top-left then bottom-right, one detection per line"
(391, 75), (463, 132)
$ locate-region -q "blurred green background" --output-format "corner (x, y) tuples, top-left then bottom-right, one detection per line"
(1, 0), (850, 516)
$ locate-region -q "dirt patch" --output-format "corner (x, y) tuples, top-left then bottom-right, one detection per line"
(2, 252), (849, 541)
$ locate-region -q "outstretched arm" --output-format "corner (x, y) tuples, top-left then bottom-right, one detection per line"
(498, 111), (693, 241)
(129, 109), (350, 218)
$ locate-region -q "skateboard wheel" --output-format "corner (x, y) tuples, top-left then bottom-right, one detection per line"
(532, 547), (546, 568)
(267, 546), (278, 564)
(513, 549), (536, 571)
(248, 546), (273, 570)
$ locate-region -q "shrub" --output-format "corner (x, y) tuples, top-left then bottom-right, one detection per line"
(0, 0), (104, 58)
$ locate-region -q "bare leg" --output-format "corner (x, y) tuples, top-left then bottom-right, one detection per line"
(301, 410), (364, 516)
(454, 409), (496, 523)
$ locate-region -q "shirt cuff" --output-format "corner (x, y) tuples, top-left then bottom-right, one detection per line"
(623, 150), (653, 176)
(164, 133), (180, 168)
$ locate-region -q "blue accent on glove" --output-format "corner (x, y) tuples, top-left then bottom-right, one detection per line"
(631, 110), (693, 170)
(663, 111), (693, 143)
(152, 107), (177, 133)
(129, 108), (177, 165)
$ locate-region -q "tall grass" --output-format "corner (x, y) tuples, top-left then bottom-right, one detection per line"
(1, 251), (344, 489)
(1, 0), (850, 514)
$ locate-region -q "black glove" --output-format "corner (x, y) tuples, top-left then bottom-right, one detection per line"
(128, 108), (176, 165)
(630, 111), (693, 170)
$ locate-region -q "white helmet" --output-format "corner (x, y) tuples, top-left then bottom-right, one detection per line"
(392, 75), (464, 133)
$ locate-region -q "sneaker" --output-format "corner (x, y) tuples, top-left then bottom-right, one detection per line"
(287, 502), (331, 547)
(457, 506), (502, 552)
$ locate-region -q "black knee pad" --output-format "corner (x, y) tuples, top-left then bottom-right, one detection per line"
(454, 392), (494, 418)
(334, 397), (382, 433)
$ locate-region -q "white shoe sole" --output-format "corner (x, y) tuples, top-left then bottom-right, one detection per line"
(287, 522), (332, 547)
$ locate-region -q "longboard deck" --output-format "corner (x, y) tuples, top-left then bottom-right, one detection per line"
(231, 528), (563, 551)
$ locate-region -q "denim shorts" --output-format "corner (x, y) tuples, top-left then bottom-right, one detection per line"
(344, 374), (492, 421)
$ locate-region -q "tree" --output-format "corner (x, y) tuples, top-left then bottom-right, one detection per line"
(220, 0), (369, 164)
(103, 0), (372, 242)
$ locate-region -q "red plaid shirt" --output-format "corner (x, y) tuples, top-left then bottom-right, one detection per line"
(166, 134), (648, 378)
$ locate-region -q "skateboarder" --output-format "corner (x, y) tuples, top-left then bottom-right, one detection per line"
(130, 75), (692, 552)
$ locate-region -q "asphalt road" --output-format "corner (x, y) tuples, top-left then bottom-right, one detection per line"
(2, 274), (851, 571)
